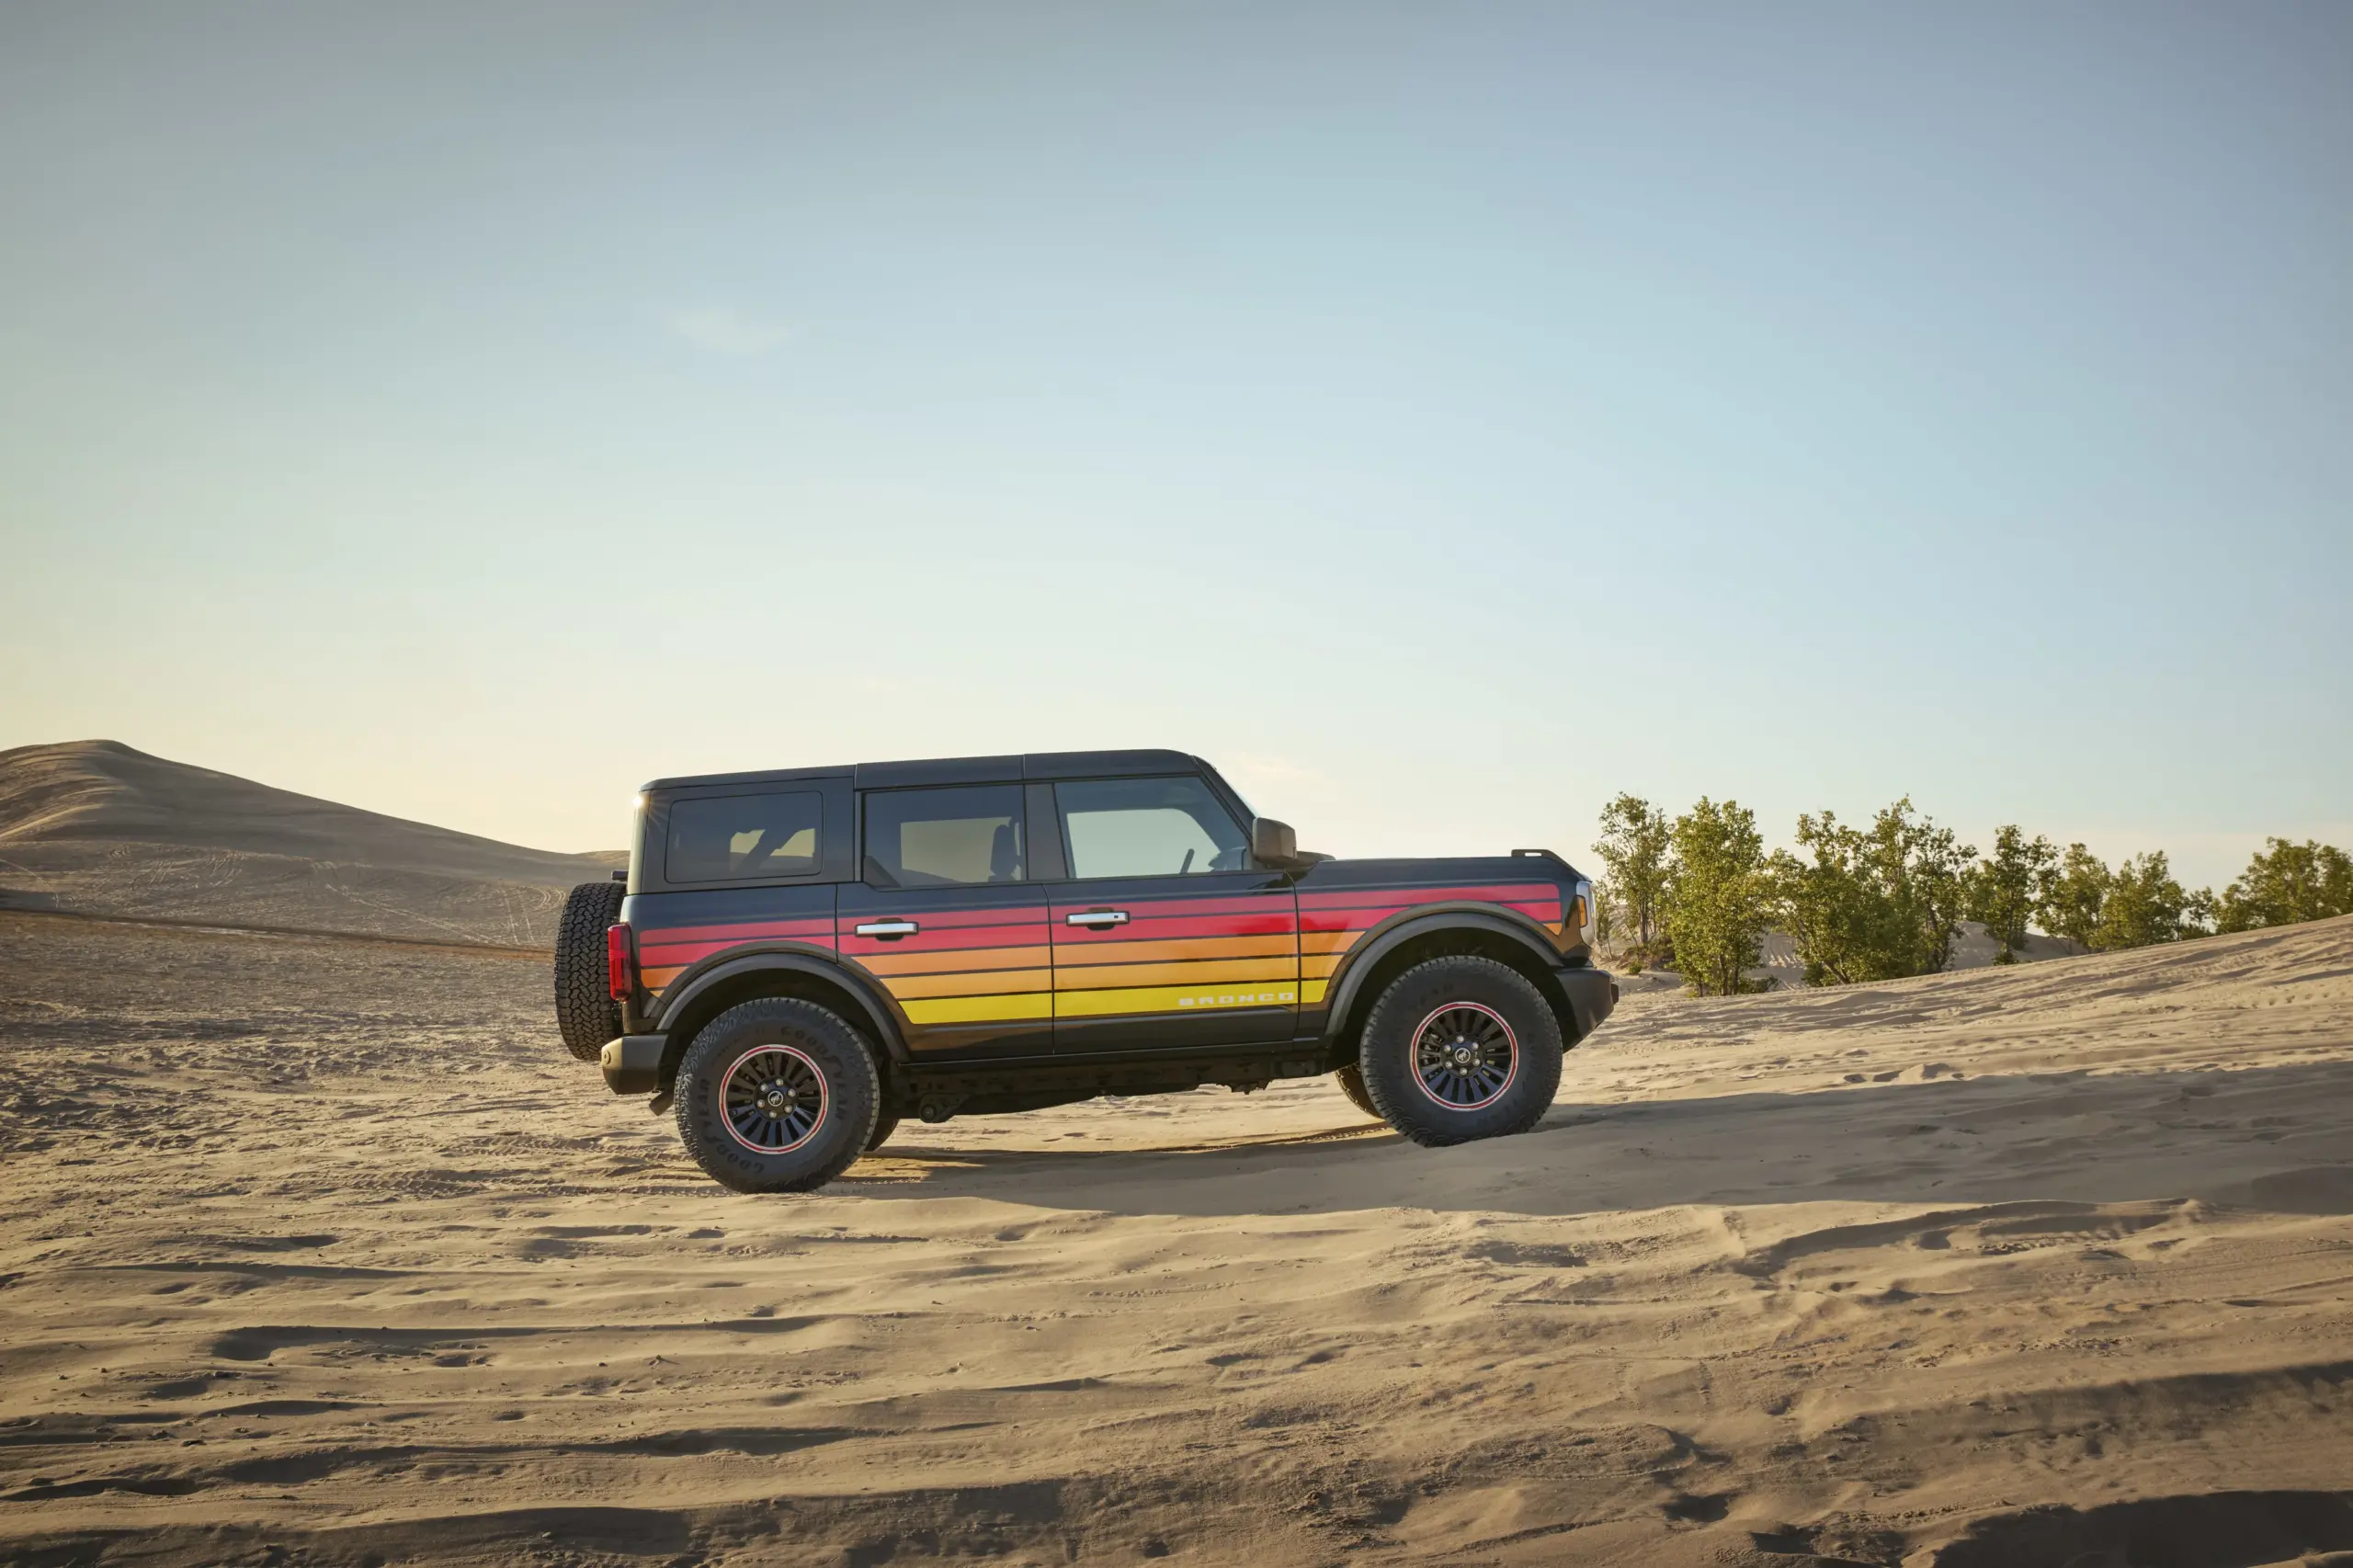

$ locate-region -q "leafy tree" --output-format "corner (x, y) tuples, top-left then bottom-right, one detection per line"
(1965, 825), (2059, 963)
(2039, 843), (2110, 949)
(1596, 794), (1671, 958)
(2214, 838), (2353, 932)
(2093, 851), (2206, 950)
(1589, 878), (1615, 947)
(1661, 798), (1772, 996)
(1772, 798), (1977, 984)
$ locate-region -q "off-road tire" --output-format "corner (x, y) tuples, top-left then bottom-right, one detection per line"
(1358, 956), (1563, 1147)
(1332, 1062), (1380, 1119)
(866, 1110), (902, 1152)
(674, 999), (881, 1194)
(553, 880), (626, 1062)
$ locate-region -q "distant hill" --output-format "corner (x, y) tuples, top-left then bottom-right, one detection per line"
(0, 741), (621, 948)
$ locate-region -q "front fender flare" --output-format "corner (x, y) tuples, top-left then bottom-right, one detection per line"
(1319, 907), (1572, 1045)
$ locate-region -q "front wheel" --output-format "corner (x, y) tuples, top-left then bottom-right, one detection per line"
(1332, 1062), (1380, 1119)
(1357, 957), (1563, 1147)
(674, 999), (881, 1193)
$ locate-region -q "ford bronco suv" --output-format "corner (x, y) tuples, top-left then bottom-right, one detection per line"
(553, 751), (1616, 1193)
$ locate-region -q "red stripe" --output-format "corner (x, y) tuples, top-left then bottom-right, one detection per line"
(1048, 894), (1290, 920)
(1052, 912), (1296, 943)
(1297, 883), (1560, 910)
(839, 904), (1049, 930)
(638, 917), (836, 945)
(1302, 899), (1559, 935)
(641, 936), (841, 967)
(837, 923), (1049, 956)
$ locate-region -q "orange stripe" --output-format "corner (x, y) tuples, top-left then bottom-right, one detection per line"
(858, 944), (1055, 976)
(1054, 958), (1299, 992)
(878, 967), (1052, 1001)
(1053, 933), (1295, 966)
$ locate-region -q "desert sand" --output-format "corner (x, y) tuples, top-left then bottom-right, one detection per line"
(4, 900), (2349, 1567)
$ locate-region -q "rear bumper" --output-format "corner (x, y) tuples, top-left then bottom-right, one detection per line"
(599, 1033), (668, 1095)
(1554, 966), (1618, 1043)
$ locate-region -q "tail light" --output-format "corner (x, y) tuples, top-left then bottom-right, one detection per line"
(607, 923), (634, 1001)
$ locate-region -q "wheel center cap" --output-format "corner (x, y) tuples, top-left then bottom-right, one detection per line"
(765, 1089), (788, 1109)
(1452, 1045), (1474, 1067)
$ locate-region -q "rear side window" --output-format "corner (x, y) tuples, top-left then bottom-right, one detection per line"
(1057, 776), (1247, 879)
(862, 785), (1026, 888)
(665, 791), (823, 882)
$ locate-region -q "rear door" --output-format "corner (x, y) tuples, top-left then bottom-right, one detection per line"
(1047, 774), (1300, 1053)
(835, 783), (1052, 1061)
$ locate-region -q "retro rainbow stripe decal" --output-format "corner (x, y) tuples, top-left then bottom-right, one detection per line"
(1298, 881), (1564, 1006)
(838, 904), (1053, 1028)
(637, 915), (837, 994)
(632, 879), (1569, 1025)
(1051, 892), (1299, 1017)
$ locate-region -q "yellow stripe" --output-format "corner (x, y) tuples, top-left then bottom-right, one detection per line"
(1055, 983), (1298, 1018)
(1301, 979), (1329, 1006)
(902, 992), (1053, 1025)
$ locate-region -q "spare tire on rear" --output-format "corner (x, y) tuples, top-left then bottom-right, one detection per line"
(554, 879), (626, 1062)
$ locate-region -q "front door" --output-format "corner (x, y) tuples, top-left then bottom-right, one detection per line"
(1046, 774), (1300, 1053)
(836, 783), (1051, 1061)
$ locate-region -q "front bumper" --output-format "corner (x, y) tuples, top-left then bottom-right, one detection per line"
(1554, 966), (1618, 1042)
(599, 1033), (668, 1095)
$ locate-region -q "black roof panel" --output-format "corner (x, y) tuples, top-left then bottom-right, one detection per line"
(645, 749), (1206, 794)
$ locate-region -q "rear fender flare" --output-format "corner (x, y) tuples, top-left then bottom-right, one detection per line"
(1320, 907), (1571, 1046)
(650, 947), (910, 1067)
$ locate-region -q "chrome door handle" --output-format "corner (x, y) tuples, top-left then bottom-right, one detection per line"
(855, 919), (919, 938)
(1065, 910), (1129, 927)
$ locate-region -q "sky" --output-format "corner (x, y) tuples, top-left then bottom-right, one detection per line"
(3, 1), (2347, 890)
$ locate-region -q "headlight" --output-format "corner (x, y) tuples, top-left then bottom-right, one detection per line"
(1573, 879), (1594, 945)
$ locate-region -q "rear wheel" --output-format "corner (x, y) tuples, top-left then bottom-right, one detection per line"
(866, 1110), (902, 1152)
(1357, 956), (1563, 1147)
(675, 999), (881, 1194)
(1332, 1062), (1380, 1119)
(553, 880), (625, 1062)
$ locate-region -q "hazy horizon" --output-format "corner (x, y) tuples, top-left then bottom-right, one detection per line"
(5, 3), (2347, 891)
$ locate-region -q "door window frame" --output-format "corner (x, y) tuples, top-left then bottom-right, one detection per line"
(1050, 773), (1250, 883)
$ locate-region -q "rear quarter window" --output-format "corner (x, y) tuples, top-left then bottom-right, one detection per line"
(665, 791), (824, 882)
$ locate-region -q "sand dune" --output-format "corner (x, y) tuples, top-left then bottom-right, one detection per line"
(2, 908), (2347, 1566)
(0, 741), (620, 948)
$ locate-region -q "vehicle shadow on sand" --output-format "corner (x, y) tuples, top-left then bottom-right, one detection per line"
(840, 1060), (2353, 1221)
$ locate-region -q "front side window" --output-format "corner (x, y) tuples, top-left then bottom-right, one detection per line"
(1057, 776), (1247, 880)
(862, 785), (1026, 887)
(665, 790), (823, 882)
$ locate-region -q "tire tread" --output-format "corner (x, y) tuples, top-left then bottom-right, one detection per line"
(553, 881), (625, 1062)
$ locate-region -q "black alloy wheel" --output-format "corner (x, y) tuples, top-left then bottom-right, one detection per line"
(674, 998), (881, 1193)
(1356, 956), (1563, 1147)
(1411, 1002), (1518, 1110)
(722, 1045), (828, 1154)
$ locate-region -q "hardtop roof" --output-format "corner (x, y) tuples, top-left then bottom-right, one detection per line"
(639, 748), (1211, 794)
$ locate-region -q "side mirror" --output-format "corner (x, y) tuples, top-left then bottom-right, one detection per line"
(1251, 816), (1302, 869)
